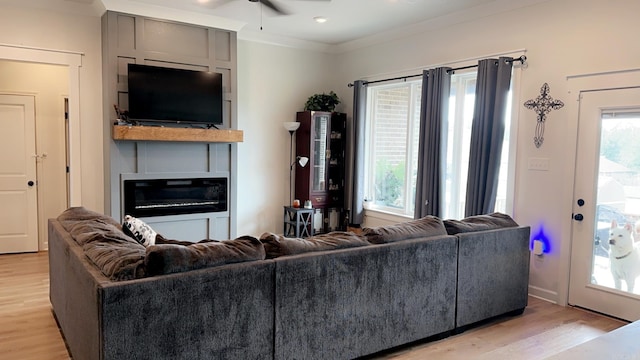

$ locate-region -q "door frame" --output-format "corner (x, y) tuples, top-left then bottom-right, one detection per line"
(0, 44), (83, 207)
(561, 68), (640, 306)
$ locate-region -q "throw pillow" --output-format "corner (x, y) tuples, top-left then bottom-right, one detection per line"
(122, 215), (157, 247)
(259, 231), (369, 259)
(144, 235), (266, 276)
(443, 212), (519, 235)
(362, 215), (447, 244)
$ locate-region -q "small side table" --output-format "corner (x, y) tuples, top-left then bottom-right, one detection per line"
(283, 206), (314, 238)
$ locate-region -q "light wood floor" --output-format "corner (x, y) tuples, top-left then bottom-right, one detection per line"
(0, 252), (628, 360)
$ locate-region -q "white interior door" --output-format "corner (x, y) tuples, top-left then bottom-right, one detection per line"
(0, 94), (38, 253)
(569, 86), (640, 321)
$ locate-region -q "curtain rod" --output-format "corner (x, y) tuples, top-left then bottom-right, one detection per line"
(347, 55), (527, 88)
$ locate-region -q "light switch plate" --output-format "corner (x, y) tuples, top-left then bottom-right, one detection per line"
(528, 157), (549, 171)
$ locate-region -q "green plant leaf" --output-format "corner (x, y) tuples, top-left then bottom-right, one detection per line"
(304, 91), (341, 112)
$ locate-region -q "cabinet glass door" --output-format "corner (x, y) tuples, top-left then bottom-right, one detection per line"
(312, 114), (329, 192)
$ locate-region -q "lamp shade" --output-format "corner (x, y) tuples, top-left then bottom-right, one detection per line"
(283, 122), (300, 132)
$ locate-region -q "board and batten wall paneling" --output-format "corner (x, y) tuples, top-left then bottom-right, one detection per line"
(102, 11), (238, 241)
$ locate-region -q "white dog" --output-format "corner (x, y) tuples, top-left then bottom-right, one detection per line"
(609, 220), (640, 293)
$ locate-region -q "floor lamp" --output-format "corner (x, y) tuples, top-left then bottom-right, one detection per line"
(284, 122), (300, 206)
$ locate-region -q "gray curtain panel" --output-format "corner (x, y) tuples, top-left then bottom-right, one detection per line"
(464, 57), (513, 216)
(414, 67), (452, 218)
(349, 80), (367, 225)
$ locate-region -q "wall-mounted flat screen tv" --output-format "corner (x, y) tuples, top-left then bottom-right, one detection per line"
(127, 63), (223, 126)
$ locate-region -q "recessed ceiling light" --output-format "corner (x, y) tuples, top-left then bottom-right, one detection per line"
(313, 16), (328, 24)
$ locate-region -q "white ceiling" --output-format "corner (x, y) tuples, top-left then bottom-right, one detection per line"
(8, 0), (548, 50)
(134, 0), (502, 44)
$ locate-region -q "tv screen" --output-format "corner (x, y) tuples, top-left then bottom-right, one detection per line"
(127, 64), (223, 125)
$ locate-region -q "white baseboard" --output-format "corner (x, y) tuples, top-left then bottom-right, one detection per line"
(529, 285), (559, 304)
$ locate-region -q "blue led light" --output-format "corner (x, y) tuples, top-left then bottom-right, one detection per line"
(531, 227), (551, 254)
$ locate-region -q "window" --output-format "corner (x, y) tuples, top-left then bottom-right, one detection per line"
(364, 71), (513, 219)
(364, 81), (421, 215)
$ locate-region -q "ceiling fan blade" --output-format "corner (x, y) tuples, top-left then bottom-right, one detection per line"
(201, 0), (234, 9)
(260, 0), (289, 15)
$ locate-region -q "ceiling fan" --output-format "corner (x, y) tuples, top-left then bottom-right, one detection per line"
(249, 0), (288, 15)
(211, 0), (330, 16)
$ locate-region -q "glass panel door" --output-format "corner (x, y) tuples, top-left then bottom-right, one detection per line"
(312, 114), (328, 192)
(569, 87), (640, 321)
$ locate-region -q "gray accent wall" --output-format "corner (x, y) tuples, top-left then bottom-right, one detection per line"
(102, 11), (238, 241)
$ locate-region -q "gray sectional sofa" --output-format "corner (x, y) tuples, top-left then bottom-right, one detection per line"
(49, 207), (530, 360)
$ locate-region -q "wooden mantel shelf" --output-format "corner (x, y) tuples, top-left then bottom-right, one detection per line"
(112, 125), (243, 143)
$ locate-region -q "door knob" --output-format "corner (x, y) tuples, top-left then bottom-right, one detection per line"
(27, 181), (35, 187)
(573, 213), (584, 221)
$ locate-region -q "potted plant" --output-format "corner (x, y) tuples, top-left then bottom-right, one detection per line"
(304, 91), (340, 112)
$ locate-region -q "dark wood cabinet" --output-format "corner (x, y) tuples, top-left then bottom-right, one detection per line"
(295, 111), (347, 232)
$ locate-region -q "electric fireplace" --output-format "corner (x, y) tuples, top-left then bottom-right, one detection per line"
(123, 177), (227, 218)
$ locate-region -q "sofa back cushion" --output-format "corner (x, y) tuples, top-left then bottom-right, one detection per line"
(57, 206), (122, 227)
(145, 235), (266, 276)
(259, 231), (369, 259)
(83, 241), (147, 280)
(362, 216), (447, 244)
(443, 212), (519, 235)
(58, 207), (147, 281)
(58, 206), (131, 246)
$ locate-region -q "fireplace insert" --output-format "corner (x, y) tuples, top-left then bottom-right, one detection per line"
(123, 177), (227, 217)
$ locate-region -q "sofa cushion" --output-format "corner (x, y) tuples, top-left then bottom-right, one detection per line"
(145, 235), (266, 276)
(57, 206), (122, 227)
(57, 206), (131, 246)
(259, 231), (369, 259)
(443, 212), (519, 235)
(83, 241), (146, 280)
(57, 207), (147, 280)
(362, 216), (447, 244)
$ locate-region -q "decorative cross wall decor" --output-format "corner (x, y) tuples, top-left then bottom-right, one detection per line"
(524, 83), (564, 148)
